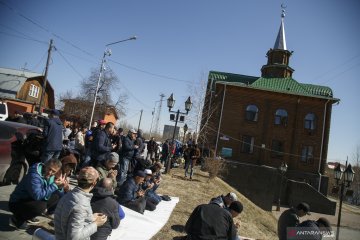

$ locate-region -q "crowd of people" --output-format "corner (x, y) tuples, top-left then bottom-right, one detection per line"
(6, 111), (177, 239)
(5, 110), (333, 240)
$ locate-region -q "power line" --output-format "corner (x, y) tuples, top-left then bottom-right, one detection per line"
(31, 51), (48, 71)
(106, 65), (152, 109)
(108, 59), (194, 84)
(0, 31), (48, 44)
(1, 1), (200, 85)
(318, 62), (360, 85)
(312, 53), (360, 83)
(0, 1), (95, 58)
(55, 48), (86, 80)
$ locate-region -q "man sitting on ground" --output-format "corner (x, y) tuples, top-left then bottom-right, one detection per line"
(278, 202), (311, 240)
(116, 170), (156, 214)
(91, 178), (123, 240)
(96, 152), (119, 190)
(185, 200), (244, 240)
(8, 159), (65, 229)
(54, 167), (107, 240)
(142, 169), (162, 205)
(210, 192), (238, 209)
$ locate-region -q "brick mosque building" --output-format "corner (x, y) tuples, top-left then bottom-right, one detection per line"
(200, 10), (339, 192)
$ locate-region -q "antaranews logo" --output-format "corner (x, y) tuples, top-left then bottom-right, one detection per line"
(287, 227), (334, 239)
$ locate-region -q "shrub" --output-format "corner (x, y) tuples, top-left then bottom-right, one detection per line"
(203, 157), (227, 180)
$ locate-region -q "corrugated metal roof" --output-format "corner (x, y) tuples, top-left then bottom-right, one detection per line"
(209, 71), (336, 100)
(0, 67), (42, 99)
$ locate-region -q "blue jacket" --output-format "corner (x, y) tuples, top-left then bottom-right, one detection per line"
(120, 135), (135, 159)
(116, 177), (139, 204)
(93, 130), (112, 161)
(43, 117), (63, 151)
(9, 163), (58, 203)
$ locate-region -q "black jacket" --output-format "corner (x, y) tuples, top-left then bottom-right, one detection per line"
(90, 186), (121, 240)
(185, 203), (237, 240)
(278, 208), (300, 240)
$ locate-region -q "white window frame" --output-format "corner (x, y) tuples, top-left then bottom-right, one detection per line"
(28, 84), (40, 98)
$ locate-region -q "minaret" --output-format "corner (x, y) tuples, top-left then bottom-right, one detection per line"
(261, 7), (294, 78)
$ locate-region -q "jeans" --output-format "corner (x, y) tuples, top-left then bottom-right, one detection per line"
(9, 193), (59, 225)
(117, 157), (130, 186)
(81, 148), (92, 167)
(41, 150), (61, 163)
(185, 159), (194, 177)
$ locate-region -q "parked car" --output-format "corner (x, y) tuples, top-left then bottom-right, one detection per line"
(0, 121), (42, 185)
(0, 100), (8, 121)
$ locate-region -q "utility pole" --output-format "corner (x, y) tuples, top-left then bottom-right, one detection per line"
(149, 107), (156, 138)
(38, 39), (54, 113)
(137, 109), (143, 131)
(154, 93), (165, 135)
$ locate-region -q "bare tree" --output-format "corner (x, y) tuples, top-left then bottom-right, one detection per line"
(56, 90), (75, 110)
(79, 68), (127, 117)
(56, 68), (127, 127)
(187, 71), (219, 153)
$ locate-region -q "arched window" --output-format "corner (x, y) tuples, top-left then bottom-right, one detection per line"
(304, 113), (316, 130)
(245, 105), (259, 122)
(275, 109), (288, 126)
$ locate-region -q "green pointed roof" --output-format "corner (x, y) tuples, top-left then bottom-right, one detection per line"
(209, 71), (336, 100)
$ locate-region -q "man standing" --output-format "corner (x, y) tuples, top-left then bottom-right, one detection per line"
(186, 144), (200, 179)
(41, 109), (63, 162)
(9, 159), (65, 229)
(278, 202), (311, 240)
(92, 122), (115, 165)
(54, 167), (107, 240)
(185, 201), (243, 240)
(117, 129), (137, 185)
(147, 137), (157, 163)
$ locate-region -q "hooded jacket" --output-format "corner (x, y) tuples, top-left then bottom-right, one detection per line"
(43, 116), (63, 151)
(9, 163), (58, 203)
(90, 186), (121, 240)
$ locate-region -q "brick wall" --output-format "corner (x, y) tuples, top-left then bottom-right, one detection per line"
(203, 83), (333, 176)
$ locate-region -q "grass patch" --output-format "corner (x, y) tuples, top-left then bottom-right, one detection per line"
(153, 166), (278, 240)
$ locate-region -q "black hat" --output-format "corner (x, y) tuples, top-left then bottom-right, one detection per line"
(228, 201), (243, 214)
(317, 217), (332, 231)
(134, 170), (146, 178)
(297, 202), (311, 215)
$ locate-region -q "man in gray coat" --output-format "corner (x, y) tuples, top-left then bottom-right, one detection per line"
(54, 167), (107, 240)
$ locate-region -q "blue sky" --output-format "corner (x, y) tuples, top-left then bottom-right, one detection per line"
(0, 0), (359, 164)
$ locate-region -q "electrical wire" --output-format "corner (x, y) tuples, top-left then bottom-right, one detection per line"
(31, 51), (48, 71)
(0, 0), (96, 58)
(312, 53), (360, 83)
(106, 65), (152, 109)
(0, 31), (48, 44)
(55, 48), (86, 80)
(108, 59), (194, 84)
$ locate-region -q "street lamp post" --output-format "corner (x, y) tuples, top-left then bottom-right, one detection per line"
(276, 162), (288, 211)
(183, 124), (188, 144)
(88, 36), (136, 129)
(334, 161), (355, 240)
(165, 94), (192, 174)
